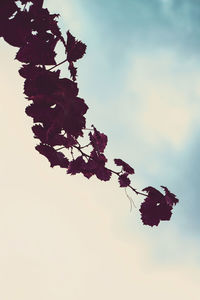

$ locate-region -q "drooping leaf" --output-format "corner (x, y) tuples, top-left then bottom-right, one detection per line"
(139, 187), (173, 226)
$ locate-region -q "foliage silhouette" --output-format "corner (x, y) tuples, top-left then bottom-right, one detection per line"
(0, 0), (179, 226)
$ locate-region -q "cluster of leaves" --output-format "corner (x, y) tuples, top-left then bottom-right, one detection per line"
(0, 0), (179, 226)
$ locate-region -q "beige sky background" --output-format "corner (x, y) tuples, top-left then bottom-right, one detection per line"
(0, 38), (200, 300)
(1, 0), (200, 298)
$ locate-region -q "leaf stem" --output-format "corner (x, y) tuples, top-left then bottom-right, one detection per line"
(48, 58), (68, 71)
(128, 185), (147, 197)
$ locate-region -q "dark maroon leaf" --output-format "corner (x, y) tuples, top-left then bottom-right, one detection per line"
(161, 186), (179, 207)
(67, 156), (86, 175)
(139, 197), (172, 227)
(35, 143), (68, 168)
(139, 187), (173, 226)
(82, 159), (96, 179)
(95, 167), (112, 181)
(67, 156), (101, 179)
(29, 6), (61, 38)
(3, 11), (32, 47)
(142, 186), (164, 198)
(55, 78), (79, 99)
(89, 151), (111, 181)
(68, 61), (77, 81)
(19, 64), (39, 79)
(32, 124), (46, 142)
(90, 150), (107, 164)
(32, 124), (77, 147)
(66, 31), (86, 62)
(0, 0), (18, 38)
(63, 114), (86, 138)
(16, 34), (58, 65)
(114, 158), (135, 174)
(0, 18), (8, 38)
(118, 173), (131, 187)
(25, 102), (60, 124)
(89, 126), (108, 153)
(62, 97), (88, 138)
(0, 0), (17, 19)
(23, 68), (60, 97)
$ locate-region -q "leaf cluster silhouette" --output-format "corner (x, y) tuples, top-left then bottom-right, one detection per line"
(0, 0), (179, 226)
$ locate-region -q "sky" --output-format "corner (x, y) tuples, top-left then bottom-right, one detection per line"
(0, 0), (200, 299)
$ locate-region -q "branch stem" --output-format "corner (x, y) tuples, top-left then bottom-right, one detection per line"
(48, 58), (68, 71)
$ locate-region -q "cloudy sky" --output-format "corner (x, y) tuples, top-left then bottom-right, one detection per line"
(0, 0), (200, 299)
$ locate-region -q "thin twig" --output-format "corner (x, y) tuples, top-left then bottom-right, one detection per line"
(129, 185), (147, 197)
(80, 142), (91, 149)
(48, 58), (68, 71)
(56, 146), (65, 151)
(125, 188), (136, 211)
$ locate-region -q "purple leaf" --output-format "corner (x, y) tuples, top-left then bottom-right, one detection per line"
(89, 126), (108, 153)
(66, 31), (87, 62)
(114, 158), (135, 174)
(35, 144), (68, 168)
(161, 186), (179, 207)
(118, 173), (131, 187)
(139, 186), (174, 226)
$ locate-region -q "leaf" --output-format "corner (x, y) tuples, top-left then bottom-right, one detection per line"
(114, 158), (135, 174)
(118, 173), (131, 187)
(139, 186), (173, 226)
(66, 31), (87, 62)
(16, 34), (58, 65)
(35, 144), (68, 168)
(23, 68), (60, 97)
(89, 126), (108, 153)
(161, 186), (179, 207)
(67, 156), (86, 175)
(68, 61), (77, 81)
(3, 11), (32, 47)
(0, 0), (17, 19)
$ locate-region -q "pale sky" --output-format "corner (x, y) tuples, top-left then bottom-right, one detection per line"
(0, 0), (200, 299)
